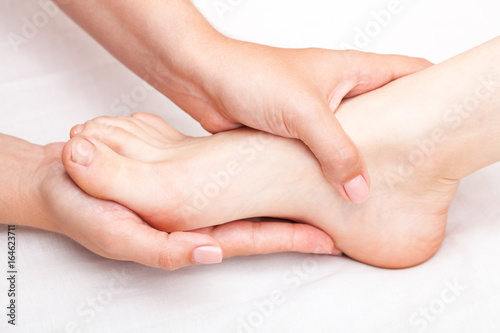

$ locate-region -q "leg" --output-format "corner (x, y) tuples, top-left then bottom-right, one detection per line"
(62, 37), (500, 268)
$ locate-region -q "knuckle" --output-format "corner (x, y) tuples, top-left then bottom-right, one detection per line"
(286, 224), (298, 252)
(286, 97), (325, 137)
(330, 145), (362, 171)
(156, 234), (177, 271)
(249, 223), (259, 252)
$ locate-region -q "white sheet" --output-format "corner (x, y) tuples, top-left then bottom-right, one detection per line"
(1, 0), (500, 332)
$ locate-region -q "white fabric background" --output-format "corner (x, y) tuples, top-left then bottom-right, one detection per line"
(1, 0), (500, 332)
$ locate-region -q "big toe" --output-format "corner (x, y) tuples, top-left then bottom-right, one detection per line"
(62, 136), (165, 218)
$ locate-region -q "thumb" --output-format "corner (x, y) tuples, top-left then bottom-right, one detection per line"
(115, 223), (224, 270)
(345, 51), (433, 97)
(296, 103), (370, 203)
(194, 219), (340, 258)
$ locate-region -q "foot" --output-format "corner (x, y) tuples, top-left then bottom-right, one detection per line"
(62, 104), (458, 269)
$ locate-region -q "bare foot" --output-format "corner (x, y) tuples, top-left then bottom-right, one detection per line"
(61, 106), (456, 270)
(62, 38), (500, 269)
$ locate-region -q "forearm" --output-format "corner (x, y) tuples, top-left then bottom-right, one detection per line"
(54, 0), (227, 103)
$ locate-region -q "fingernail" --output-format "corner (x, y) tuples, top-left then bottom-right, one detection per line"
(72, 124), (84, 136)
(331, 246), (343, 256)
(193, 246), (222, 265)
(313, 242), (339, 255)
(344, 175), (370, 203)
(71, 138), (95, 166)
(314, 249), (332, 255)
(314, 248), (343, 256)
(312, 243), (342, 256)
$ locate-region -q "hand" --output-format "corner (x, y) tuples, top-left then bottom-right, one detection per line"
(174, 40), (432, 203)
(53, 0), (431, 203)
(30, 143), (337, 270)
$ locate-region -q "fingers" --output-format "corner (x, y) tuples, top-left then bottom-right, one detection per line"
(193, 219), (341, 257)
(296, 104), (370, 203)
(292, 50), (430, 202)
(105, 221), (224, 270)
(103, 218), (338, 270)
(345, 51), (433, 97)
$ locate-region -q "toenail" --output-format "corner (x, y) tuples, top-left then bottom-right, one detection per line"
(72, 124), (84, 136)
(71, 137), (95, 166)
(344, 175), (370, 203)
(193, 246), (223, 265)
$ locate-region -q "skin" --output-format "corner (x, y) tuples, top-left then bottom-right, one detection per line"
(53, 0), (432, 201)
(2, 0), (431, 269)
(0, 135), (339, 270)
(62, 37), (500, 269)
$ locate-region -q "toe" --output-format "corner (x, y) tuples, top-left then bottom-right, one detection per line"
(62, 136), (174, 223)
(89, 116), (168, 148)
(70, 124), (84, 138)
(131, 112), (187, 141)
(78, 122), (163, 161)
(126, 114), (186, 143)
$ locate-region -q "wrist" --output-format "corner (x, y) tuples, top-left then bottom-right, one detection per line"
(153, 28), (232, 106)
(31, 143), (67, 233)
(8, 140), (64, 233)
(0, 135), (47, 228)
(122, 0), (233, 108)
